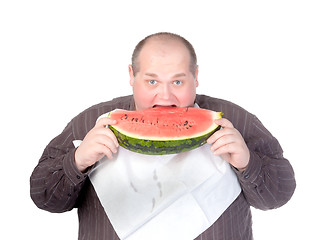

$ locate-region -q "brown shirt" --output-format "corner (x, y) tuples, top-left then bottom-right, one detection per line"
(30, 94), (296, 240)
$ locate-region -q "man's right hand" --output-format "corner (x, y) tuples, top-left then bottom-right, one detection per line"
(74, 117), (119, 172)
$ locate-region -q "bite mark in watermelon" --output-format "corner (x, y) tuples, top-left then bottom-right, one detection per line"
(108, 107), (223, 155)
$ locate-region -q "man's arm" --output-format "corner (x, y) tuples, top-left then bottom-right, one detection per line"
(234, 115), (296, 210)
(234, 149), (295, 210)
(30, 115), (119, 213)
(30, 121), (88, 213)
(208, 115), (296, 210)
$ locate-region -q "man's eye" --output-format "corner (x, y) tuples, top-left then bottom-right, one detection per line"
(148, 80), (157, 85)
(173, 80), (182, 85)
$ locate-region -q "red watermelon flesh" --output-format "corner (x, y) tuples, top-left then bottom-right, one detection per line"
(109, 107), (221, 141)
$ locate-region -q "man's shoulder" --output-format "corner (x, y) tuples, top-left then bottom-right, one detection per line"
(196, 94), (248, 113)
(70, 95), (133, 133)
(84, 95), (134, 113)
(196, 94), (256, 129)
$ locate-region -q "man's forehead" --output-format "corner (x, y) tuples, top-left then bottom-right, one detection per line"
(136, 38), (192, 74)
(141, 38), (188, 54)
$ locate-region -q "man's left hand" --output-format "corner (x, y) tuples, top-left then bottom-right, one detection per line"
(207, 118), (250, 172)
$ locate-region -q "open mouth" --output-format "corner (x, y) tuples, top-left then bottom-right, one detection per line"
(152, 105), (177, 108)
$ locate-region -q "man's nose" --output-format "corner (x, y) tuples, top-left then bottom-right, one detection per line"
(158, 84), (172, 100)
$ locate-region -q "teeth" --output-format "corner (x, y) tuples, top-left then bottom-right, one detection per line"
(153, 105), (177, 108)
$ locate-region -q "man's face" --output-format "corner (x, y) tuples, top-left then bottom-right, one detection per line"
(129, 39), (199, 111)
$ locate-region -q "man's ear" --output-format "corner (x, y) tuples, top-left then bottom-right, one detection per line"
(195, 65), (199, 87)
(128, 64), (135, 86)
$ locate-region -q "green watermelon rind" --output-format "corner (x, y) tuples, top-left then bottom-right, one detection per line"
(109, 125), (220, 155)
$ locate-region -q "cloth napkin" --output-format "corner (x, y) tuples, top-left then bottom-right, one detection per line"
(82, 141), (241, 240)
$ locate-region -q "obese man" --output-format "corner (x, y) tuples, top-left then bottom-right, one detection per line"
(30, 32), (296, 240)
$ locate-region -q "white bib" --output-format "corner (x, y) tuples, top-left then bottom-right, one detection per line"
(81, 142), (241, 240)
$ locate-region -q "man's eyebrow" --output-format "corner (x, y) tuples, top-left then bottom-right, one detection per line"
(144, 73), (187, 78)
(172, 73), (187, 78)
(145, 73), (158, 77)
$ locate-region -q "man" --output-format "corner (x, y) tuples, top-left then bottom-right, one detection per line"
(30, 32), (296, 239)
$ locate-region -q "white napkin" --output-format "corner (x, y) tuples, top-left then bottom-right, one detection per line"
(84, 143), (241, 240)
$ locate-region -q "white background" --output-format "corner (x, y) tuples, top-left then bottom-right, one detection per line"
(1, 0), (327, 239)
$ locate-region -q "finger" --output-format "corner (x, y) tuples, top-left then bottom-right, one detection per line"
(207, 127), (235, 144)
(213, 143), (233, 156)
(93, 144), (114, 160)
(95, 135), (118, 154)
(100, 144), (114, 160)
(207, 131), (219, 144)
(218, 153), (231, 162)
(106, 128), (119, 147)
(93, 125), (119, 148)
(207, 130), (221, 144)
(95, 117), (117, 128)
(210, 134), (235, 152)
(214, 118), (234, 129)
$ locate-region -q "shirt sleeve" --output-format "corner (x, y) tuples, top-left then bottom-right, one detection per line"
(30, 120), (89, 213)
(30, 96), (134, 213)
(233, 115), (296, 210)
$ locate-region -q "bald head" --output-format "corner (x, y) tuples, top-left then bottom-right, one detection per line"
(131, 32), (198, 77)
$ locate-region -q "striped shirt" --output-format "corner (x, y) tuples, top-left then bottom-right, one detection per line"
(30, 94), (296, 240)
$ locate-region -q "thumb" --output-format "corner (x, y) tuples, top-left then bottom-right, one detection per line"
(96, 117), (117, 128)
(214, 118), (234, 129)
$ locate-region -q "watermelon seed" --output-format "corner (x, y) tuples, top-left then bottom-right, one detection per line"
(184, 121), (188, 126)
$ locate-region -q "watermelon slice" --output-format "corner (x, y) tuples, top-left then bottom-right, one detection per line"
(108, 107), (223, 155)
